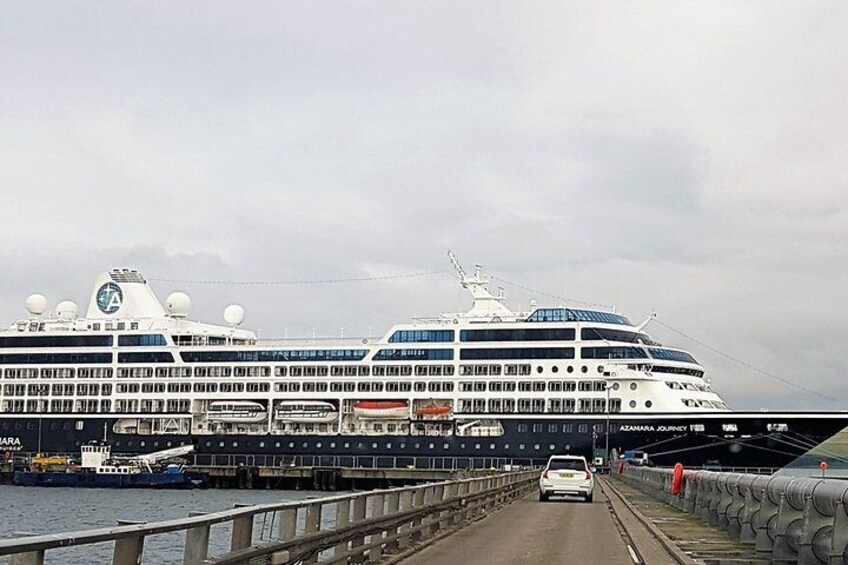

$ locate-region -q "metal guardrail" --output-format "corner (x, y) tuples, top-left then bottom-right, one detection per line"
(0, 469), (539, 565)
(617, 466), (848, 565)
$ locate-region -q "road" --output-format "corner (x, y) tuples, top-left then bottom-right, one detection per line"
(398, 489), (664, 565)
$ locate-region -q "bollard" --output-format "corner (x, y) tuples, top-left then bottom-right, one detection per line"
(728, 474), (756, 539)
(774, 478), (819, 563)
(742, 475), (771, 545)
(756, 476), (795, 553)
(798, 480), (848, 565)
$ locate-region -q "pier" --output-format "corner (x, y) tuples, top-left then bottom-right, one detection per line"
(4, 465), (848, 564)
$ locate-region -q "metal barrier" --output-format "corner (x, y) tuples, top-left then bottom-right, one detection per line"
(616, 465), (848, 565)
(0, 469), (539, 565)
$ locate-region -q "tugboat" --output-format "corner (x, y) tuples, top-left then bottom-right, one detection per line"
(13, 443), (208, 488)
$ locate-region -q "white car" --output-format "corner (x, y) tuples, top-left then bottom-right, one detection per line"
(538, 455), (595, 502)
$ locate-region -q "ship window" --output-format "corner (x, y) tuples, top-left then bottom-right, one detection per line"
(389, 330), (455, 343)
(581, 328), (657, 345)
(526, 308), (631, 325)
(629, 400), (637, 408)
(460, 328), (575, 342)
(118, 352), (174, 363)
(581, 347), (648, 360)
(648, 348), (698, 364)
(373, 349), (454, 361)
(577, 424), (588, 434)
(0, 335), (114, 348)
(118, 334), (167, 347)
(460, 348), (574, 361)
(630, 383), (637, 390)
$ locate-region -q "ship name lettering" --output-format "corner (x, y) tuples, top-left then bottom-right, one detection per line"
(0, 437), (22, 450)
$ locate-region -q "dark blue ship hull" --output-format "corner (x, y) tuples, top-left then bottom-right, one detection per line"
(12, 470), (209, 488)
(2, 414), (847, 470)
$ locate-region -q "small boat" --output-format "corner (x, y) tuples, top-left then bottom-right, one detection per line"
(275, 401), (338, 423)
(207, 401), (267, 423)
(13, 444), (208, 489)
(416, 404), (453, 417)
(353, 401), (409, 419)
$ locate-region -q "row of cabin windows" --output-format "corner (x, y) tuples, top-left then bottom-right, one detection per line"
(273, 381), (455, 394)
(665, 381), (712, 393)
(458, 380), (608, 393)
(459, 398), (621, 414)
(5, 383), (113, 397)
(2, 399), (114, 413)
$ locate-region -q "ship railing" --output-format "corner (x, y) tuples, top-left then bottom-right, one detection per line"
(188, 453), (541, 470)
(613, 464), (848, 564)
(0, 469), (540, 565)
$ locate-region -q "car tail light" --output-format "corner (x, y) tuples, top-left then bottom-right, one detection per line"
(585, 471), (592, 480)
(542, 469), (549, 479)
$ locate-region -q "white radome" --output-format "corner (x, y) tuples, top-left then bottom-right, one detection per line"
(224, 304), (245, 326)
(25, 293), (47, 316)
(165, 292), (192, 318)
(55, 300), (79, 321)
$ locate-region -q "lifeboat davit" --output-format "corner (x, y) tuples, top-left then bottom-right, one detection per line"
(416, 404), (452, 417)
(353, 401), (409, 419)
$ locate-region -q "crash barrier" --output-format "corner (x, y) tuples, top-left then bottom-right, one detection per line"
(0, 469), (539, 565)
(617, 465), (848, 565)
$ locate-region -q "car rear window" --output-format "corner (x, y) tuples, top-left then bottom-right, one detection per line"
(548, 459), (585, 471)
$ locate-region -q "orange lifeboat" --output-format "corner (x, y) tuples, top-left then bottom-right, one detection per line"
(353, 401), (408, 419)
(416, 404), (452, 417)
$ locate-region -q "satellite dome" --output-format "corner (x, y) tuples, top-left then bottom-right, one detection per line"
(165, 292), (191, 318)
(224, 304), (245, 326)
(56, 300), (79, 321)
(25, 294), (47, 316)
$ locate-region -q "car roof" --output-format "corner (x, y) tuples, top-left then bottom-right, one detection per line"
(548, 455), (586, 460)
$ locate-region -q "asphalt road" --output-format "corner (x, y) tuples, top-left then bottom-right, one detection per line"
(398, 492), (641, 565)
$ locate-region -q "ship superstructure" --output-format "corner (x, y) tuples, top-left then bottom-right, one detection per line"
(0, 261), (845, 469)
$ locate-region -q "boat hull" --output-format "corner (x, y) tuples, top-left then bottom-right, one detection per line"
(3, 413), (847, 469)
(12, 470), (209, 488)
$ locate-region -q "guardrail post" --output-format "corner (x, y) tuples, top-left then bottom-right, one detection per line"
(370, 493), (386, 561)
(112, 520), (145, 565)
(9, 533), (44, 565)
(384, 491), (400, 553)
(333, 499), (351, 559)
(303, 502), (323, 565)
(397, 490), (414, 550)
(230, 505), (254, 554)
(440, 483), (457, 530)
(829, 497), (848, 565)
(182, 512), (211, 565)
(350, 495), (367, 564)
(410, 486), (426, 542)
(277, 507), (297, 541)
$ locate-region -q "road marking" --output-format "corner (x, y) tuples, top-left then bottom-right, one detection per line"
(627, 544), (641, 564)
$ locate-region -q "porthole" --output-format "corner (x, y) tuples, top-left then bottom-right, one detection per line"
(153, 442), (159, 448)
(567, 366), (574, 373)
(219, 441), (224, 448)
(258, 442), (265, 448)
(504, 444), (510, 449)
(597, 366), (604, 373)
(316, 442), (322, 449)
(581, 366), (588, 373)
(399, 443), (406, 449)
(460, 443), (466, 449)
(475, 443), (481, 450)
(428, 443), (435, 450)
(534, 444), (540, 450)
(612, 383), (620, 390)
(275, 442), (281, 448)
(371, 443), (378, 449)
(288, 442), (295, 448)
(344, 442), (350, 448)
(414, 443), (421, 449)
(302, 442), (309, 448)
(139, 441), (145, 448)
(205, 441), (212, 447)
(490, 443), (496, 450)
(233, 441), (239, 448)
(629, 400), (637, 408)
(645, 400), (653, 408)
(444, 443), (450, 450)
(519, 444), (526, 450)
(552, 366), (559, 373)
(549, 444), (555, 450)
(630, 383), (638, 391)
(536, 366), (543, 374)
(329, 442), (336, 449)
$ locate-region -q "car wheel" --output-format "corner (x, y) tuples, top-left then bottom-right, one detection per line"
(585, 493), (594, 503)
(539, 492), (549, 502)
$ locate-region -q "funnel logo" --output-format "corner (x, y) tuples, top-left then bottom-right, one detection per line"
(96, 282), (123, 314)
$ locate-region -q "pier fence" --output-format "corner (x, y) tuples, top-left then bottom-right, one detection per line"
(617, 465), (848, 565)
(0, 468), (539, 565)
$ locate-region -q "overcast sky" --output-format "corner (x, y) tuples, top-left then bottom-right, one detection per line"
(1, 2), (846, 410)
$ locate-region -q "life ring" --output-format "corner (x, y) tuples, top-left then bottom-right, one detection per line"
(670, 462), (684, 495)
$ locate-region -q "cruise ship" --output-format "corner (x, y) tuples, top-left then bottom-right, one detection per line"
(1, 257), (845, 469)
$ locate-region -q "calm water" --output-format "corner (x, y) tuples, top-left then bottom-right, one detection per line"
(0, 485), (337, 564)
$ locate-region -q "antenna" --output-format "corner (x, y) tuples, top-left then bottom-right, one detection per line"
(447, 250), (468, 281)
(635, 312), (657, 333)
